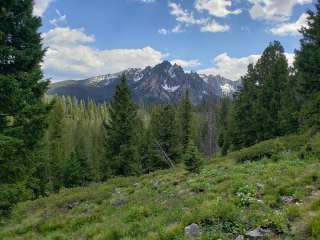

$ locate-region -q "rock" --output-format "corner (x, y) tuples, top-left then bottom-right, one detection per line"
(184, 223), (200, 239)
(235, 235), (244, 240)
(111, 198), (128, 207)
(245, 227), (272, 239)
(281, 196), (299, 204)
(67, 202), (78, 210)
(152, 180), (160, 189)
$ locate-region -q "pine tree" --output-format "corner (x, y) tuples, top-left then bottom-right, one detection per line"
(183, 140), (202, 173)
(180, 89), (193, 152)
(254, 41), (292, 140)
(0, 0), (49, 213)
(46, 99), (65, 192)
(148, 105), (181, 169)
(229, 41), (294, 149)
(104, 75), (141, 177)
(217, 98), (231, 155)
(229, 64), (258, 149)
(295, 0), (320, 129)
(63, 144), (90, 188)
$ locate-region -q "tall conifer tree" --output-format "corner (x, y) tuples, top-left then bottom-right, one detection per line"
(180, 89), (193, 152)
(229, 41), (294, 149)
(104, 75), (141, 176)
(0, 0), (49, 213)
(295, 0), (320, 128)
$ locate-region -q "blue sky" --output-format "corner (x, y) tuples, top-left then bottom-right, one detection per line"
(33, 0), (316, 81)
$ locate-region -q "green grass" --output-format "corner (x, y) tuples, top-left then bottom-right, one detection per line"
(1, 134), (320, 239)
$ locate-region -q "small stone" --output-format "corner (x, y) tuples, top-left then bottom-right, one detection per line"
(111, 198), (128, 207)
(245, 227), (272, 239)
(235, 235), (244, 240)
(152, 180), (160, 189)
(184, 223), (200, 239)
(246, 228), (264, 238)
(281, 196), (299, 204)
(67, 202), (78, 210)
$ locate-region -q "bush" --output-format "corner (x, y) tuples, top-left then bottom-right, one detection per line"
(299, 133), (320, 159)
(236, 185), (257, 207)
(309, 134), (320, 157)
(0, 135), (28, 217)
(0, 183), (28, 217)
(232, 139), (285, 163)
(279, 134), (309, 152)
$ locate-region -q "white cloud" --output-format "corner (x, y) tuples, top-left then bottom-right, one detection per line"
(270, 13), (309, 36)
(195, 0), (242, 18)
(33, 0), (54, 17)
(199, 53), (260, 80)
(158, 28), (169, 35)
(201, 20), (230, 32)
(248, 0), (312, 21)
(284, 53), (295, 66)
(199, 52), (295, 80)
(43, 27), (95, 47)
(171, 59), (201, 68)
(43, 27), (166, 81)
(168, 1), (230, 33)
(172, 24), (184, 33)
(49, 10), (67, 27)
(169, 2), (206, 25)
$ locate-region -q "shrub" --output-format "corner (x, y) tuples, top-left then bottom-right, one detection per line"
(232, 139), (285, 163)
(299, 133), (320, 159)
(309, 134), (320, 157)
(0, 183), (27, 217)
(279, 134), (309, 152)
(285, 205), (301, 221)
(236, 185), (257, 207)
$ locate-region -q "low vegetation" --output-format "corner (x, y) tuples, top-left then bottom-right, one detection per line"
(1, 133), (320, 239)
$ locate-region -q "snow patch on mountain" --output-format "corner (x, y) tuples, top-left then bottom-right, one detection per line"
(221, 83), (234, 95)
(133, 70), (144, 82)
(162, 83), (181, 92)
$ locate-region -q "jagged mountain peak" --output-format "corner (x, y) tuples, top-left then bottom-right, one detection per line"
(48, 61), (241, 104)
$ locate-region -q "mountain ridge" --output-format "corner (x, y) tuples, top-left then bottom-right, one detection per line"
(48, 61), (241, 104)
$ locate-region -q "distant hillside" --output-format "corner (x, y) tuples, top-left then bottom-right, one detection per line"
(48, 61), (241, 104)
(2, 133), (320, 239)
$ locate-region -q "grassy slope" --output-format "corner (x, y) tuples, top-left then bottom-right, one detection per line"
(1, 136), (320, 239)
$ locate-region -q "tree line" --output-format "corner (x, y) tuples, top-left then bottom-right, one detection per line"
(218, 1), (320, 154)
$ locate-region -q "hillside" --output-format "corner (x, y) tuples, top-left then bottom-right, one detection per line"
(48, 61), (240, 104)
(1, 133), (320, 240)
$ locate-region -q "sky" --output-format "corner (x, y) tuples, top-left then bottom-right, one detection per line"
(33, 0), (316, 81)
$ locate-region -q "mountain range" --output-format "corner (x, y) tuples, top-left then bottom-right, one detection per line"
(48, 61), (241, 104)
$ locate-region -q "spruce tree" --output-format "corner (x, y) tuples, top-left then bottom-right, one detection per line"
(47, 99), (65, 192)
(295, 0), (320, 129)
(217, 98), (231, 155)
(180, 89), (193, 152)
(183, 140), (202, 173)
(0, 0), (49, 213)
(148, 105), (181, 169)
(254, 41), (292, 140)
(63, 144), (90, 188)
(104, 75), (141, 177)
(230, 64), (258, 149)
(230, 41), (294, 149)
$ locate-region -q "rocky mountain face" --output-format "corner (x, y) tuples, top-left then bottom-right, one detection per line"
(48, 61), (241, 104)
